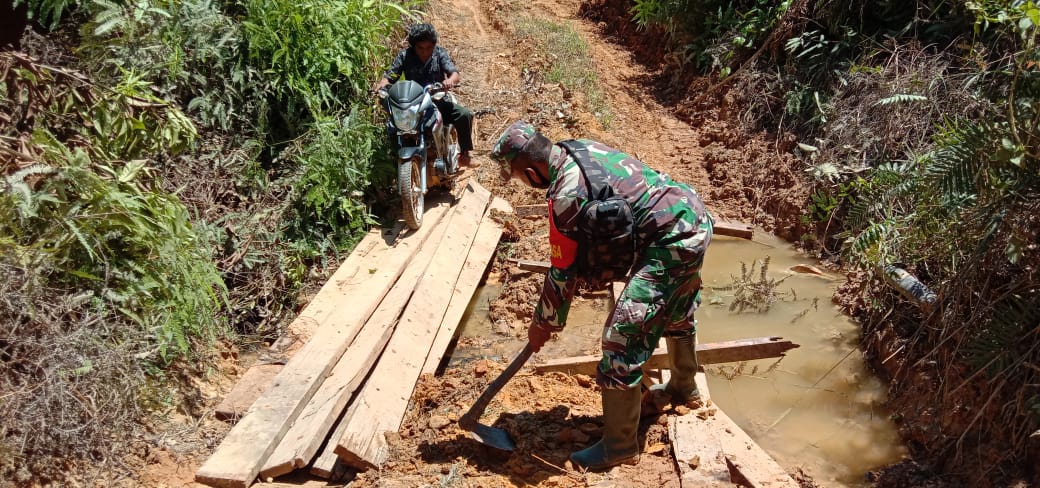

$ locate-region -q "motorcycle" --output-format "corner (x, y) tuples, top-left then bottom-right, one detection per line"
(377, 80), (461, 230)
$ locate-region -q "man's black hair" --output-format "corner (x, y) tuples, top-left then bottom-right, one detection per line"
(407, 23), (438, 46)
(518, 132), (552, 163)
(517, 133), (553, 188)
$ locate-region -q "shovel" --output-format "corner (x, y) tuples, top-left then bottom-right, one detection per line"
(458, 342), (535, 451)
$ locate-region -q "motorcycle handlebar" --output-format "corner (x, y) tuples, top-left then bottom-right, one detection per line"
(428, 81), (463, 92)
(371, 81), (459, 99)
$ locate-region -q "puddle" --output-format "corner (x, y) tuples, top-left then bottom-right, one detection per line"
(451, 233), (906, 487)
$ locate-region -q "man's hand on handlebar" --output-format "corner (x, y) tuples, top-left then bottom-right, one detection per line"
(443, 72), (461, 91)
(371, 78), (390, 94)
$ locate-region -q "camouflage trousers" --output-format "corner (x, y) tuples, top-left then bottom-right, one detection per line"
(596, 240), (710, 390)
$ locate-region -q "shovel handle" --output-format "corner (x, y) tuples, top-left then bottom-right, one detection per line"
(459, 343), (535, 428)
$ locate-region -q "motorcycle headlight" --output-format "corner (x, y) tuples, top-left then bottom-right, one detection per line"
(391, 105), (421, 132)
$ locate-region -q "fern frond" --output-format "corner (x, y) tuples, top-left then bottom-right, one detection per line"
(849, 219), (893, 260)
(925, 120), (993, 202)
(875, 94), (928, 106)
(962, 295), (1040, 377)
(91, 0), (125, 36)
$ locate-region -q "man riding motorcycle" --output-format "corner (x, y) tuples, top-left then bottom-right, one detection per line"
(371, 23), (475, 167)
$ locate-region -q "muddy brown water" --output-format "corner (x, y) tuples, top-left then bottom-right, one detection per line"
(449, 234), (907, 487)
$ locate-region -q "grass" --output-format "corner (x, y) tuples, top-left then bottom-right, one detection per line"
(514, 17), (614, 128)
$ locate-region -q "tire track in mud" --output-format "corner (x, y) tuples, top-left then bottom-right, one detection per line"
(460, 0), (487, 37)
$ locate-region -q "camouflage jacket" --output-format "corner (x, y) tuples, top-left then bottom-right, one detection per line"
(384, 46), (457, 87)
(534, 140), (712, 332)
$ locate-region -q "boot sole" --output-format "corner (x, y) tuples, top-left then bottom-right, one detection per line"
(571, 453), (640, 471)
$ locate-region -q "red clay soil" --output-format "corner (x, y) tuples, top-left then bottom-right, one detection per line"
(353, 360), (682, 488)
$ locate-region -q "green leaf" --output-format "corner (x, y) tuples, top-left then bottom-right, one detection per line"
(118, 160), (147, 183)
(72, 359), (93, 376)
(68, 268), (103, 280)
(1027, 6), (1040, 26)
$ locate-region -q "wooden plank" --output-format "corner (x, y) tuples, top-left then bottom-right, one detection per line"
(271, 227), (393, 353)
(309, 206), (458, 478)
(420, 196), (512, 376)
(534, 337), (799, 376)
(515, 203), (547, 218)
(195, 203), (453, 488)
(252, 481), (331, 488)
(714, 221), (754, 240)
(662, 365), (798, 487)
(309, 404), (353, 478)
(215, 364), (283, 422)
(334, 181), (493, 470)
(506, 258), (550, 274)
(672, 413), (731, 486)
(609, 281), (625, 304)
(670, 371), (732, 487)
(259, 218), (451, 479)
(504, 203), (752, 239)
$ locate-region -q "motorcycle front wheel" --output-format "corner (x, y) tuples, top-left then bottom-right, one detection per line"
(399, 158), (424, 230)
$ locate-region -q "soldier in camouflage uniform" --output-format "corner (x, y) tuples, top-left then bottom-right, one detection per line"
(490, 120), (714, 471)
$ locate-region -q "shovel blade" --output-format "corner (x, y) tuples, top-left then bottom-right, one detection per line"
(457, 343), (533, 453)
(465, 422), (516, 451)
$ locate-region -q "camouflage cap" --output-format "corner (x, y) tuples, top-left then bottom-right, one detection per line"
(490, 120), (538, 163)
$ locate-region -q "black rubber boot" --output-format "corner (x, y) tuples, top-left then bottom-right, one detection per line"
(570, 387), (641, 470)
(650, 333), (700, 404)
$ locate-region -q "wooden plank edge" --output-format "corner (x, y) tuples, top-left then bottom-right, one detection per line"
(535, 337), (799, 376)
(711, 407), (800, 487)
(214, 364), (283, 423)
(509, 203), (752, 239)
(310, 402), (356, 478)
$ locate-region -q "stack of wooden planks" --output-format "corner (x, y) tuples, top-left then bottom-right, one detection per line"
(196, 180), (509, 488)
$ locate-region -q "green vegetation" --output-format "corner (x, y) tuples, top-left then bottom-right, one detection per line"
(283, 111), (386, 252)
(631, 0), (792, 76)
(2, 0), (416, 482)
(514, 16), (614, 127)
(2, 54), (219, 360)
